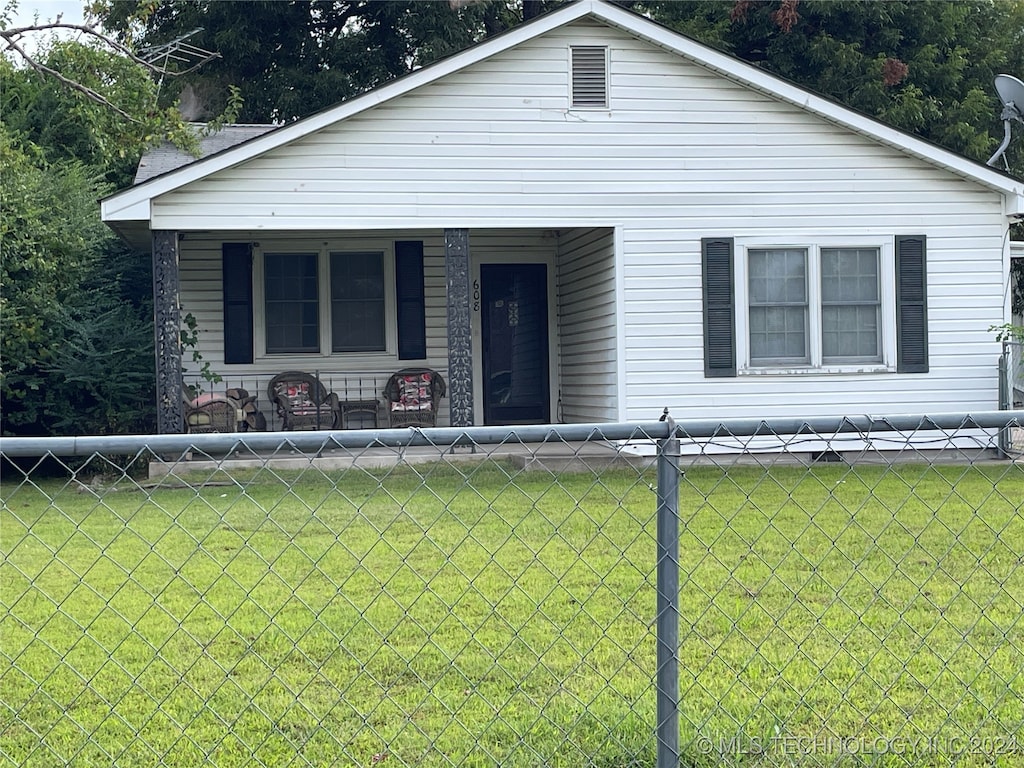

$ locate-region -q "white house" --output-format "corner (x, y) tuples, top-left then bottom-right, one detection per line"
(101, 0), (1024, 434)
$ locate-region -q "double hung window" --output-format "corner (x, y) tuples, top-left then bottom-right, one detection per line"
(746, 246), (882, 368)
(221, 240), (426, 365)
(261, 249), (386, 356)
(701, 235), (929, 377)
(748, 248), (811, 365)
(330, 252), (386, 353)
(820, 247), (882, 363)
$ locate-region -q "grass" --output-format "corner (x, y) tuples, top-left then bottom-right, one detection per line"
(1, 458), (1022, 767)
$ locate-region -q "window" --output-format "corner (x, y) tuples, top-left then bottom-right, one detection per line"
(746, 246), (882, 367)
(264, 252), (319, 354)
(748, 248), (810, 364)
(251, 242), (426, 360)
(330, 252), (385, 352)
(820, 247), (881, 363)
(702, 236), (927, 377)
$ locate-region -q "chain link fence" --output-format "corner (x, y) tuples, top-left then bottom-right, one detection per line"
(2, 413), (1023, 768)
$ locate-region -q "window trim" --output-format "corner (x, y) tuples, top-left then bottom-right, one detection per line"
(253, 241), (397, 361)
(735, 238), (896, 374)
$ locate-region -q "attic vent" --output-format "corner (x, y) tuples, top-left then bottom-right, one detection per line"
(571, 46), (608, 108)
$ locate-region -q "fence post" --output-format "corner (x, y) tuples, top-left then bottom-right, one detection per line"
(656, 422), (681, 768)
(999, 346), (1009, 456)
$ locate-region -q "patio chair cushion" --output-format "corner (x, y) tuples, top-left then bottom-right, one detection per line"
(391, 373), (434, 412)
(277, 382), (317, 410)
(186, 411), (213, 428)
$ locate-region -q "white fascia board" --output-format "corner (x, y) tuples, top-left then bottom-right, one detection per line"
(590, 1), (1024, 201)
(1006, 192), (1024, 218)
(147, 216), (613, 232)
(100, 1), (600, 222)
(101, 195), (150, 223)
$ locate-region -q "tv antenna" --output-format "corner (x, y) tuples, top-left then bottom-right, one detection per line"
(986, 74), (1024, 170)
(138, 28), (220, 97)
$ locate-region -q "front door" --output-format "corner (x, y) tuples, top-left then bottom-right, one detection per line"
(481, 263), (550, 424)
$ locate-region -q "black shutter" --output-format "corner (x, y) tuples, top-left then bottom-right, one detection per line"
(896, 235), (928, 373)
(702, 237), (736, 377)
(222, 243), (253, 364)
(395, 241), (426, 360)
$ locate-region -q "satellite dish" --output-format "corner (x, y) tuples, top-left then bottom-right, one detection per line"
(987, 74), (1024, 169)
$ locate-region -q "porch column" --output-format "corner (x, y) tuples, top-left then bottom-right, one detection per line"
(153, 230), (184, 434)
(445, 228), (474, 426)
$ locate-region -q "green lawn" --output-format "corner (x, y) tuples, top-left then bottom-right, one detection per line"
(1, 459), (1022, 767)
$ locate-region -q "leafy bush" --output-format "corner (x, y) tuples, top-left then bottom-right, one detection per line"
(0, 125), (154, 436)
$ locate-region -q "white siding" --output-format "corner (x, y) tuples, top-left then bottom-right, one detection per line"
(556, 228), (617, 421)
(165, 18), (1010, 422)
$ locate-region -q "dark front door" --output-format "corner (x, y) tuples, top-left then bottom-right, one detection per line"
(481, 263), (550, 424)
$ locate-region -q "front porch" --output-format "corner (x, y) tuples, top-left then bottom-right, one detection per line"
(156, 226), (619, 433)
(184, 369), (416, 433)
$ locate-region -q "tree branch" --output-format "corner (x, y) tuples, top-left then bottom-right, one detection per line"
(1, 31), (139, 121)
(1, 21), (220, 76)
(1, 20), (221, 122)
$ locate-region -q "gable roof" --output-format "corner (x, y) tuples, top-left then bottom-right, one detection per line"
(133, 124), (275, 184)
(102, 0), (1024, 223)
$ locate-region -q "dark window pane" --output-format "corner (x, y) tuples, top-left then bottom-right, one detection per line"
(264, 253), (319, 354)
(330, 252), (385, 352)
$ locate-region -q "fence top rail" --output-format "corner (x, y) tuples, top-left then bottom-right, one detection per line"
(1, 411), (1022, 458)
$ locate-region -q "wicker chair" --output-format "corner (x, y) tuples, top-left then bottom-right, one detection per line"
(267, 371), (341, 430)
(383, 368), (446, 428)
(184, 396), (240, 434)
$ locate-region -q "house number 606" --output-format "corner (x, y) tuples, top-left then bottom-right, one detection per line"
(472, 280), (480, 312)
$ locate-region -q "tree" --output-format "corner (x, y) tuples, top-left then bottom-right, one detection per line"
(0, 118), (155, 436)
(1, 5), (246, 437)
(0, 48), (157, 436)
(639, 0), (1024, 175)
(2, 2), (216, 121)
(3, 39), (180, 185)
(97, 0), (571, 123)
(2, 3), (242, 181)
(95, 0), (1024, 176)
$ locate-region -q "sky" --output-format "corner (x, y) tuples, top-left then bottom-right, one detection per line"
(9, 0), (87, 27)
(6, 1), (92, 56)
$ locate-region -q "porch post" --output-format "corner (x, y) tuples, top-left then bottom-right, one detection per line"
(445, 228), (474, 426)
(153, 230), (184, 434)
